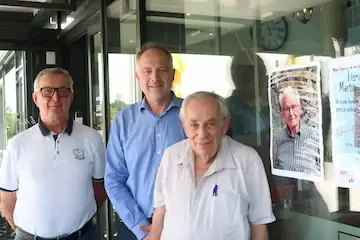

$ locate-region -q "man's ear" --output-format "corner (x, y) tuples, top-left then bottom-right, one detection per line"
(32, 92), (39, 107)
(222, 116), (232, 134)
(135, 71), (140, 83)
(171, 68), (175, 80)
(70, 92), (74, 103)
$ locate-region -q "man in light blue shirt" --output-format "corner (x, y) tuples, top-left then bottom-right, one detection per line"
(105, 42), (186, 240)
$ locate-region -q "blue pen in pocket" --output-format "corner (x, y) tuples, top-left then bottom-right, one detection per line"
(213, 184), (218, 197)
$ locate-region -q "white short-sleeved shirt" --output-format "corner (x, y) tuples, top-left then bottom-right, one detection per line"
(0, 119), (105, 238)
(154, 135), (276, 240)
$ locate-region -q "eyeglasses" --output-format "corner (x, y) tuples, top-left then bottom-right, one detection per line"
(282, 105), (299, 113)
(40, 87), (71, 97)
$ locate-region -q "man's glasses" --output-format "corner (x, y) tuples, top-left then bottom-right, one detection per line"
(282, 105), (299, 113)
(40, 87), (71, 97)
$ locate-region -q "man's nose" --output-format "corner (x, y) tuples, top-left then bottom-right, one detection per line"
(51, 91), (60, 101)
(150, 70), (160, 80)
(198, 126), (209, 138)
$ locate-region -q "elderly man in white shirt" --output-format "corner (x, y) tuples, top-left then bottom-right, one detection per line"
(149, 91), (275, 240)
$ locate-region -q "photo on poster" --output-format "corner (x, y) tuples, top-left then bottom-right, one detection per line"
(269, 63), (324, 182)
(329, 55), (360, 188)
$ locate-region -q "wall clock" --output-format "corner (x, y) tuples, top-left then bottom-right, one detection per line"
(250, 17), (288, 51)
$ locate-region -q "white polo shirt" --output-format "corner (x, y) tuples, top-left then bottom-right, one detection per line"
(154, 135), (276, 240)
(0, 119), (105, 238)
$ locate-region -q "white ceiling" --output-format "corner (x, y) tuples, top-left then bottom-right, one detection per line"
(0, 0), (47, 13)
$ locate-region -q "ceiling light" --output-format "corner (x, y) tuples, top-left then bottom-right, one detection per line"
(209, 33), (214, 36)
(190, 30), (201, 37)
(129, 40), (134, 43)
(261, 12), (273, 19)
(295, 8), (313, 24)
(186, 13), (191, 16)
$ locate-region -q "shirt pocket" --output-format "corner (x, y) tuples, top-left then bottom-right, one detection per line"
(210, 190), (248, 230)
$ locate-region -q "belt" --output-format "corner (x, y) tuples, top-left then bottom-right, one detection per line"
(16, 219), (93, 240)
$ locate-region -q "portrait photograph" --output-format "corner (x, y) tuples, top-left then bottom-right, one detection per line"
(269, 62), (324, 182)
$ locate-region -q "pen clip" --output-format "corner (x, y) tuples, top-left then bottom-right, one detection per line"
(213, 184), (218, 197)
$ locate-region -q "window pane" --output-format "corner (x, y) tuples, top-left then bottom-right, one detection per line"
(144, 0), (360, 239)
(106, 0), (141, 239)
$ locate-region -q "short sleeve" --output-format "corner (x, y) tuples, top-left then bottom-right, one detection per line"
(153, 150), (167, 208)
(246, 150), (276, 225)
(0, 143), (19, 192)
(92, 133), (106, 181)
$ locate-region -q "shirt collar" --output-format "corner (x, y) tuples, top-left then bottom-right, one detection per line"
(177, 136), (236, 171)
(140, 91), (182, 112)
(286, 122), (303, 137)
(38, 117), (73, 136)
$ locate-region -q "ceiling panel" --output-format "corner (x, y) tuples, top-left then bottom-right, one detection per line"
(0, 5), (36, 13)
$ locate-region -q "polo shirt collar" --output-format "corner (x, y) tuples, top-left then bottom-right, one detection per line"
(38, 117), (73, 136)
(177, 136), (236, 171)
(140, 91), (182, 112)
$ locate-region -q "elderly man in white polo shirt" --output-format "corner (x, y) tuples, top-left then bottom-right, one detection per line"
(0, 68), (107, 240)
(149, 91), (275, 240)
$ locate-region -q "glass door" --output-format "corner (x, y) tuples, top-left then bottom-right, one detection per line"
(0, 50), (26, 237)
(15, 51), (26, 133)
(89, 31), (108, 240)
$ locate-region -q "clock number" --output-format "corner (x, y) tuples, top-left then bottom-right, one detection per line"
(278, 28), (285, 32)
(276, 34), (283, 39)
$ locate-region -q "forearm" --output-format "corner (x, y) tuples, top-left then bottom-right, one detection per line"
(105, 176), (149, 239)
(149, 206), (166, 240)
(0, 193), (16, 231)
(93, 182), (107, 211)
(251, 224), (268, 240)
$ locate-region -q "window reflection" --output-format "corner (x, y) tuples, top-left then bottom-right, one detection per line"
(143, 0), (360, 237)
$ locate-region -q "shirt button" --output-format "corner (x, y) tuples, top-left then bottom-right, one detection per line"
(157, 151), (161, 155)
(56, 151), (59, 154)
(157, 133), (160, 137)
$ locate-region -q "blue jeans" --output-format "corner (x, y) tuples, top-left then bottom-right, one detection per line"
(14, 225), (100, 240)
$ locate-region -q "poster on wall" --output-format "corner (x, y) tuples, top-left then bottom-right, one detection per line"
(269, 63), (324, 182)
(329, 55), (360, 188)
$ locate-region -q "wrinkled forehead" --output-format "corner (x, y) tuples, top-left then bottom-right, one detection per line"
(185, 98), (222, 122)
(38, 73), (69, 88)
(282, 95), (300, 107)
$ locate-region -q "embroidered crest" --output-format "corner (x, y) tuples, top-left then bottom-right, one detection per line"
(73, 149), (85, 160)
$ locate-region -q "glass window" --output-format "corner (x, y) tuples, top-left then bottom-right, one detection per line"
(100, 0), (142, 238)
(0, 71), (4, 156)
(144, 0), (360, 239)
(4, 56), (17, 147)
(90, 32), (105, 137)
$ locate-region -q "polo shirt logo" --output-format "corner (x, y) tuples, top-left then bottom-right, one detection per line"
(73, 149), (85, 160)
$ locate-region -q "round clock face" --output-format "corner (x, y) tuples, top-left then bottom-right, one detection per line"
(260, 17), (288, 50)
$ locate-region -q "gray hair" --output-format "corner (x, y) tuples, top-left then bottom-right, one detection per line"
(179, 91), (230, 120)
(278, 86), (300, 109)
(33, 68), (74, 92)
(136, 42), (173, 68)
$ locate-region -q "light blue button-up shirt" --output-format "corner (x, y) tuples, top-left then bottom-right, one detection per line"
(105, 94), (186, 240)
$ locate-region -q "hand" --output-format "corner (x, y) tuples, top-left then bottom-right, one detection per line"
(140, 224), (152, 232)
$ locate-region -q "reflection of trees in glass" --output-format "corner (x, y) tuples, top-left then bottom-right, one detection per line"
(110, 94), (130, 124)
(5, 106), (16, 142)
